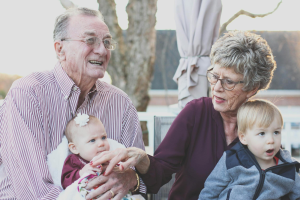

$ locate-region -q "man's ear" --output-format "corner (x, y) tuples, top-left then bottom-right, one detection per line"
(239, 132), (248, 145)
(68, 143), (79, 154)
(54, 41), (66, 61)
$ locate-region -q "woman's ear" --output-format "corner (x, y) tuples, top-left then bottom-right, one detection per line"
(68, 143), (79, 154)
(54, 41), (66, 61)
(246, 85), (259, 99)
(239, 132), (248, 145)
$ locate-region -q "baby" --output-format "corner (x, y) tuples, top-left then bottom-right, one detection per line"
(60, 114), (144, 200)
(199, 100), (300, 200)
(61, 114), (109, 189)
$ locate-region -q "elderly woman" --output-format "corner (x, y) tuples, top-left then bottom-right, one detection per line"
(88, 31), (276, 200)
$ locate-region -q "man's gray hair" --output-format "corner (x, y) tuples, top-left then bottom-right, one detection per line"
(210, 31), (276, 92)
(53, 7), (104, 42)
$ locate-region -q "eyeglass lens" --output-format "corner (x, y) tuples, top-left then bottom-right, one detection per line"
(207, 73), (235, 90)
(87, 37), (116, 50)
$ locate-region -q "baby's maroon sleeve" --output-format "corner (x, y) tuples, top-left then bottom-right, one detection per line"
(61, 154), (85, 189)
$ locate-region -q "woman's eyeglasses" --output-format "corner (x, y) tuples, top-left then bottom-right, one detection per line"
(206, 72), (244, 91)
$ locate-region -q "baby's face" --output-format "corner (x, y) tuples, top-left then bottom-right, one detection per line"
(71, 120), (110, 161)
(239, 113), (282, 169)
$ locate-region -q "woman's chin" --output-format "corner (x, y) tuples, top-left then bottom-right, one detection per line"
(212, 98), (226, 112)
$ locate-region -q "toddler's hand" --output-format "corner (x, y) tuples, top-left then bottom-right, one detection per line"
(79, 163), (101, 177)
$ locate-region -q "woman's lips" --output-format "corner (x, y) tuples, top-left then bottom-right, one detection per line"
(214, 95), (225, 103)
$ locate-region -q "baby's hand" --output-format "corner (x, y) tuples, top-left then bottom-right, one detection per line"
(79, 163), (101, 177)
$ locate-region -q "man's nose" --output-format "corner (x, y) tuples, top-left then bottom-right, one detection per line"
(93, 41), (107, 55)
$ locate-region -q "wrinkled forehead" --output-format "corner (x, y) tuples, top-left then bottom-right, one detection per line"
(210, 63), (243, 80)
(68, 14), (111, 38)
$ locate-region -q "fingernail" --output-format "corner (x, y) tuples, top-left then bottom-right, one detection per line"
(121, 164), (124, 170)
(90, 161), (93, 165)
(103, 171), (106, 176)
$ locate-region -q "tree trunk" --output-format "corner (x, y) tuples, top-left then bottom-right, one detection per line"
(98, 0), (157, 112)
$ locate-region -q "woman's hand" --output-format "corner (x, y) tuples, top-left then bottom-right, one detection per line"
(90, 147), (150, 175)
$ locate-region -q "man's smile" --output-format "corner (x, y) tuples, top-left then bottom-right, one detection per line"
(89, 60), (103, 66)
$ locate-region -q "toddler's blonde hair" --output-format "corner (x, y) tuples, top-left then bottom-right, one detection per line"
(237, 100), (283, 135)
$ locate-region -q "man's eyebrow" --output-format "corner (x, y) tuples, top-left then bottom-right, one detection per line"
(83, 31), (112, 38)
(83, 31), (97, 36)
(103, 34), (112, 38)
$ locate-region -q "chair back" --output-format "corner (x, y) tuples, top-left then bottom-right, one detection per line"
(151, 116), (176, 200)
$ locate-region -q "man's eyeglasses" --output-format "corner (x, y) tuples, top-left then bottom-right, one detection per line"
(206, 71), (244, 91)
(61, 37), (117, 50)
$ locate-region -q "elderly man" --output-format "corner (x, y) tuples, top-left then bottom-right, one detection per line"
(0, 7), (145, 199)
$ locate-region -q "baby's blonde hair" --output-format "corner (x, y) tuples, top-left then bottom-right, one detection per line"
(65, 115), (98, 142)
(237, 100), (283, 135)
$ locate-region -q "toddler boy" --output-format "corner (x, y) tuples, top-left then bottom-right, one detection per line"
(199, 100), (300, 200)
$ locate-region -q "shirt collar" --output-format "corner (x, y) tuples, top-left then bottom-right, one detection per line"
(54, 62), (102, 99)
(53, 62), (75, 99)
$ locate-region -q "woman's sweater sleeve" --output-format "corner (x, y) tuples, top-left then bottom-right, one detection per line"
(138, 100), (198, 193)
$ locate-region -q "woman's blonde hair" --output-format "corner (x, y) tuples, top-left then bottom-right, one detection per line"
(237, 100), (283, 135)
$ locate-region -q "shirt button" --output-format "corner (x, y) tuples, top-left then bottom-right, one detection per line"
(73, 87), (77, 91)
(64, 95), (68, 100)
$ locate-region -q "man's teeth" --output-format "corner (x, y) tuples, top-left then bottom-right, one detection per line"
(89, 60), (103, 65)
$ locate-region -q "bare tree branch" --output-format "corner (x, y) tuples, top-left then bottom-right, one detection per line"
(219, 0), (282, 35)
(60, 0), (76, 9)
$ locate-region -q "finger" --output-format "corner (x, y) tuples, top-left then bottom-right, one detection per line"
(86, 188), (110, 200)
(86, 181), (114, 200)
(92, 167), (102, 172)
(85, 175), (108, 190)
(112, 166), (126, 174)
(112, 193), (125, 200)
(91, 151), (116, 166)
(104, 158), (122, 175)
(95, 190), (113, 200)
(118, 157), (137, 171)
(104, 153), (129, 175)
(84, 170), (96, 176)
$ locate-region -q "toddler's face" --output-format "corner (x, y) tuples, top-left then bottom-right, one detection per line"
(71, 120), (110, 161)
(239, 113), (282, 169)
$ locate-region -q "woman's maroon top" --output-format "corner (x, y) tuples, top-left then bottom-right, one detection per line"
(139, 97), (239, 200)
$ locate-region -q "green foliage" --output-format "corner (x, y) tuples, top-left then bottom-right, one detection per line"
(0, 90), (6, 99)
(0, 73), (21, 98)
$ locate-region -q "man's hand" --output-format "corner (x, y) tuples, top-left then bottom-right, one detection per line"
(79, 163), (101, 177)
(85, 168), (137, 200)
